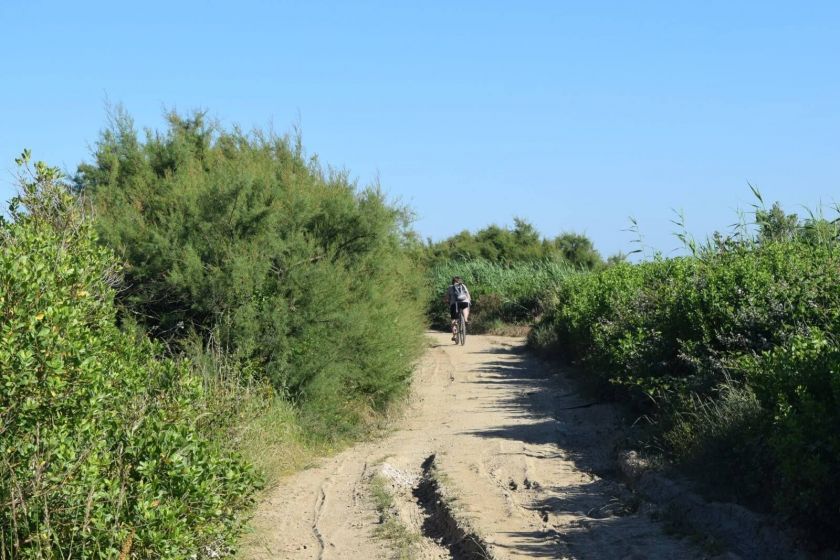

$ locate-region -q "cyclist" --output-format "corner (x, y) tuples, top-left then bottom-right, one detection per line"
(444, 276), (471, 341)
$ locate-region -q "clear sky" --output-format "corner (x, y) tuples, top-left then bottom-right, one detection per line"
(1, 1), (838, 258)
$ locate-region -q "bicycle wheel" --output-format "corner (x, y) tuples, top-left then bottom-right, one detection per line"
(458, 310), (466, 345)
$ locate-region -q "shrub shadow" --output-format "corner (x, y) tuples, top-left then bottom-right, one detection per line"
(456, 342), (673, 558)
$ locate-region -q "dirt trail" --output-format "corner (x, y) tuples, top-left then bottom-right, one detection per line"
(239, 333), (711, 559)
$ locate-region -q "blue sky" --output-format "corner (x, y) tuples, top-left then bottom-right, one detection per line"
(1, 1), (838, 257)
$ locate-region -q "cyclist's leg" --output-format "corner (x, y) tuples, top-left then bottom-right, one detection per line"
(462, 302), (470, 323)
(450, 304), (458, 339)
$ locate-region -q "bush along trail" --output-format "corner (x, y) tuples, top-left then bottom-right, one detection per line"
(76, 110), (427, 440)
(529, 202), (840, 550)
(0, 156), (257, 558)
(1, 109), (427, 558)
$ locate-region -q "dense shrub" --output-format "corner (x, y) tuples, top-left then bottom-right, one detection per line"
(75, 110), (426, 436)
(0, 156), (257, 558)
(530, 220), (840, 546)
(739, 332), (840, 536)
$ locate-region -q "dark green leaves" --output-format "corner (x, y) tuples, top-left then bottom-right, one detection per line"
(1, 155), (257, 558)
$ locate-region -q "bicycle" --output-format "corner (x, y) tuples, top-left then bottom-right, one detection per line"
(453, 304), (467, 346)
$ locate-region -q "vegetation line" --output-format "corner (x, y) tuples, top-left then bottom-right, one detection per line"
(529, 199), (840, 549)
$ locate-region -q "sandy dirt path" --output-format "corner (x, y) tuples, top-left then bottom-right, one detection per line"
(239, 333), (709, 559)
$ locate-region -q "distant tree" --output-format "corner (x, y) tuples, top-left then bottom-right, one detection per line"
(474, 225), (509, 261)
(606, 251), (628, 266)
(552, 232), (602, 269)
(756, 202), (799, 243)
(425, 219), (602, 268)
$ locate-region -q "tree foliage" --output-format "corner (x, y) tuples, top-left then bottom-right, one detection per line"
(0, 155), (257, 558)
(551, 232), (602, 270)
(530, 204), (840, 546)
(425, 218), (603, 269)
(75, 109), (426, 432)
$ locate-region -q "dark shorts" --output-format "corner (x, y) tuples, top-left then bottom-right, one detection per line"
(449, 301), (470, 319)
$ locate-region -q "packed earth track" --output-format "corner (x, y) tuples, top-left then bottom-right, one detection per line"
(239, 333), (722, 559)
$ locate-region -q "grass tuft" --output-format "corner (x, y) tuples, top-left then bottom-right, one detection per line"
(369, 474), (419, 560)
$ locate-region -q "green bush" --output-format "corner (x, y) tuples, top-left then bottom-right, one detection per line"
(739, 332), (840, 537)
(530, 219), (840, 546)
(0, 156), (257, 558)
(75, 110), (426, 437)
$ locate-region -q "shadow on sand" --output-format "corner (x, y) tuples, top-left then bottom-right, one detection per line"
(456, 343), (657, 558)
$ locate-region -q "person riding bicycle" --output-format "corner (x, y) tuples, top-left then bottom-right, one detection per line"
(444, 276), (471, 341)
